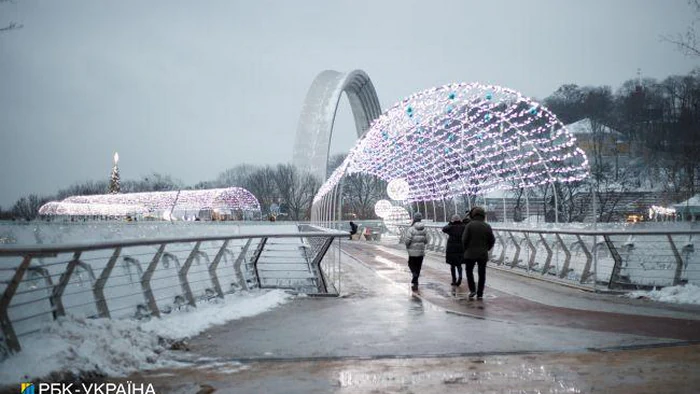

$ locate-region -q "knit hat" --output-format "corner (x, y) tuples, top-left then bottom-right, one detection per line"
(413, 212), (422, 221)
(471, 206), (486, 218)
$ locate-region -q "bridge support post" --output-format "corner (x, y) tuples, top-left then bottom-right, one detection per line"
(556, 234), (572, 279)
(209, 241), (229, 299)
(539, 233), (553, 275)
(51, 252), (83, 319)
(0, 256), (32, 353)
(252, 238), (268, 288)
(94, 247), (121, 318)
(180, 242), (201, 307)
(508, 231), (521, 268)
(141, 244), (166, 318)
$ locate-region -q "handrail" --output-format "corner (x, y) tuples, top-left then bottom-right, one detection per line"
(0, 227), (347, 355)
(396, 223), (700, 237)
(0, 230), (349, 257)
(395, 223), (699, 291)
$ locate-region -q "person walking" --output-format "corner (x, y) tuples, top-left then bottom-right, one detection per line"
(442, 214), (466, 286)
(461, 206), (495, 300)
(349, 221), (358, 240)
(405, 212), (428, 291)
(462, 209), (472, 225)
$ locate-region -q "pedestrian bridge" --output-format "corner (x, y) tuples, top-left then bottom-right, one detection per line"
(2, 224), (700, 392)
(108, 239), (700, 392)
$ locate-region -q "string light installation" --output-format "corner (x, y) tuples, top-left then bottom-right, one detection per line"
(383, 206), (411, 234)
(312, 82), (589, 223)
(38, 187), (262, 220)
(387, 178), (410, 201)
(38, 202), (149, 217)
(374, 199), (393, 218)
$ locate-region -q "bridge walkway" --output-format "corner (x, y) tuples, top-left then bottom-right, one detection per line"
(116, 240), (700, 393)
(345, 241), (700, 341)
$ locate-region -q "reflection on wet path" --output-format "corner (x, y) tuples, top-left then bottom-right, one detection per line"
(125, 344), (700, 393)
(343, 242), (700, 340)
(408, 293), (424, 315)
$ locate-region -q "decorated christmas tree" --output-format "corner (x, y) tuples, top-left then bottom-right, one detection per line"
(108, 152), (120, 194)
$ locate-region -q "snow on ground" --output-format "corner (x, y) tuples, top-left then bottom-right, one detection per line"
(626, 284), (700, 305)
(0, 289), (292, 385)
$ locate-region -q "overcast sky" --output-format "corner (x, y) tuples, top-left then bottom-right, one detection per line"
(0, 0), (697, 207)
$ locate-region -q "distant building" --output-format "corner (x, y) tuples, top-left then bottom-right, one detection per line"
(566, 118), (630, 157)
(674, 195), (700, 221)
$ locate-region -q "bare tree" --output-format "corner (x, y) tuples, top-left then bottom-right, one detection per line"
(663, 0), (700, 57)
(342, 173), (387, 219)
(11, 194), (45, 220)
(123, 172), (182, 192)
(272, 164), (319, 220)
(214, 164), (259, 188)
(244, 166), (277, 217)
(55, 180), (110, 200)
(0, 0), (23, 33)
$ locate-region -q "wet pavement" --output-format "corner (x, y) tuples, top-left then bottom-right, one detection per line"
(128, 344), (700, 393)
(124, 241), (700, 393)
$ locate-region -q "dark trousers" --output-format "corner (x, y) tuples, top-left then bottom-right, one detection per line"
(408, 255), (424, 284)
(450, 264), (463, 285)
(446, 254), (462, 285)
(465, 258), (487, 296)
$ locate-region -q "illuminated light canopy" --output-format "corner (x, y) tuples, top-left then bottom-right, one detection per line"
(374, 199), (393, 218)
(383, 206), (411, 234)
(38, 187), (262, 219)
(38, 202), (148, 217)
(313, 82), (589, 205)
(387, 178), (410, 201)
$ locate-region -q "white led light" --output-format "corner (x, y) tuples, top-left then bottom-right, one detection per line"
(387, 178), (410, 201)
(383, 206), (411, 234)
(374, 199), (393, 218)
(38, 187), (262, 218)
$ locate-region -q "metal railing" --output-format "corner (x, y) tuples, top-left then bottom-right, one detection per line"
(0, 226), (346, 354)
(397, 224), (700, 291)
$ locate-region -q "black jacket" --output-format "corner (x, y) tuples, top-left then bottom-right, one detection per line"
(461, 211), (495, 261)
(442, 221), (465, 256)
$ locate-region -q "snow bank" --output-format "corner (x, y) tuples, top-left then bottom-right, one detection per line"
(141, 289), (291, 339)
(626, 284), (700, 305)
(0, 289), (292, 385)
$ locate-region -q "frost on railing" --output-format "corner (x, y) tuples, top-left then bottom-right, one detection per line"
(396, 224), (700, 291)
(0, 229), (345, 355)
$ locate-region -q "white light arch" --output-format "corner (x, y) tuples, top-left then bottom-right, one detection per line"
(293, 70), (382, 181)
(312, 82), (590, 222)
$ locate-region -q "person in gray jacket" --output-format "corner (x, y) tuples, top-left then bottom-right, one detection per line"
(461, 206), (495, 299)
(405, 212), (428, 291)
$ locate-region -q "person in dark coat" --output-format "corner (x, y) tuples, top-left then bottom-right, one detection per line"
(349, 221), (358, 240)
(461, 206), (495, 300)
(442, 214), (465, 286)
(462, 209), (472, 225)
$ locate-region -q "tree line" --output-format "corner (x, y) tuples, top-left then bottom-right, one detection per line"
(0, 172), (183, 220)
(533, 68), (700, 222)
(3, 67), (700, 222)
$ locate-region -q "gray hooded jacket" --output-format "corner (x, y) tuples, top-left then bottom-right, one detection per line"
(405, 221), (428, 257)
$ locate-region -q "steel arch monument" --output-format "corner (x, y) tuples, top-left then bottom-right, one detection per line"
(292, 70), (382, 181)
